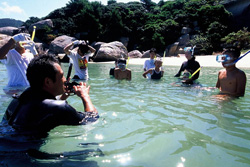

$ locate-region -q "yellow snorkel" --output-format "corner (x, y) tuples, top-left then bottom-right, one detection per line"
(31, 26), (36, 41)
(126, 56), (130, 68)
(19, 26), (36, 47)
(189, 66), (202, 79)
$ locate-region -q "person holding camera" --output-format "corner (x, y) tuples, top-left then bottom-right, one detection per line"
(1, 55), (98, 136)
(64, 40), (96, 80)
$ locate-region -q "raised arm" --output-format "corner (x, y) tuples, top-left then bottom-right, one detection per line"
(0, 38), (15, 59)
(64, 42), (74, 55)
(88, 45), (96, 53)
(73, 82), (97, 113)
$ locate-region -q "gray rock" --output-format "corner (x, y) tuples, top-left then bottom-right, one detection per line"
(0, 34), (11, 48)
(28, 19), (53, 32)
(168, 42), (179, 56)
(128, 50), (142, 58)
(49, 35), (76, 54)
(93, 41), (128, 62)
(0, 27), (18, 36)
(181, 27), (192, 35)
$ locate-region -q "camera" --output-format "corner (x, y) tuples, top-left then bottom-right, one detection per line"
(65, 81), (79, 94)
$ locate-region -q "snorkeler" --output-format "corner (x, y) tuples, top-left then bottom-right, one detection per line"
(114, 58), (131, 80)
(143, 48), (157, 78)
(64, 40), (96, 80)
(174, 46), (200, 84)
(143, 57), (164, 79)
(216, 47), (247, 97)
(0, 33), (38, 87)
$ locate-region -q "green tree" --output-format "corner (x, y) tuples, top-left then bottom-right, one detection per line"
(221, 27), (250, 49)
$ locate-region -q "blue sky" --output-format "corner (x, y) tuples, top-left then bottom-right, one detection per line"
(0, 0), (160, 22)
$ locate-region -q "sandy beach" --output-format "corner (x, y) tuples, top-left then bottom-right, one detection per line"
(127, 54), (250, 68)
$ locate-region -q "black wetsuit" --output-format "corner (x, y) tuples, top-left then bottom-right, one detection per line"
(109, 67), (115, 76)
(151, 69), (163, 80)
(174, 57), (200, 80)
(2, 88), (99, 134)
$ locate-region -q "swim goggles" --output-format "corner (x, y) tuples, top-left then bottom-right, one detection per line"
(184, 47), (193, 52)
(182, 71), (191, 79)
(216, 54), (232, 63)
(118, 63), (126, 71)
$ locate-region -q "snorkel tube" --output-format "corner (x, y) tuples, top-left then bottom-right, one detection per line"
(126, 56), (130, 68)
(192, 45), (196, 57)
(31, 26), (36, 41)
(189, 66), (202, 79)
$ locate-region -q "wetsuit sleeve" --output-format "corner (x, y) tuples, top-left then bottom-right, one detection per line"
(36, 100), (99, 132)
(49, 101), (99, 126)
(174, 63), (184, 77)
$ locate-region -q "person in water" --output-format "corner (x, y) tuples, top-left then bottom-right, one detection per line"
(114, 58), (131, 80)
(0, 33), (38, 87)
(143, 48), (157, 78)
(174, 46), (200, 84)
(1, 55), (98, 135)
(109, 59), (118, 76)
(64, 40), (96, 80)
(143, 58), (164, 79)
(216, 47), (246, 97)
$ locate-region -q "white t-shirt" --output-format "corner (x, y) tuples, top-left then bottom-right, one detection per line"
(143, 59), (155, 78)
(1, 49), (34, 87)
(68, 50), (94, 80)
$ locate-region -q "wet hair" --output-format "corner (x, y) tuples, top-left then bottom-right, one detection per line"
(78, 43), (89, 55)
(118, 58), (126, 64)
(223, 47), (241, 59)
(27, 55), (59, 89)
(154, 57), (163, 63)
(150, 48), (156, 53)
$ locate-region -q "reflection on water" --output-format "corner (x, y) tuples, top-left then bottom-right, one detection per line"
(0, 62), (250, 167)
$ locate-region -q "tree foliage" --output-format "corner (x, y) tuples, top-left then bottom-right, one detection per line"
(23, 0), (245, 53)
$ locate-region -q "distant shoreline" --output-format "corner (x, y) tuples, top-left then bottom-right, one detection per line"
(90, 55), (250, 68)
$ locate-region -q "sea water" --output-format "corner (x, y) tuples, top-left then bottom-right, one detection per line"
(0, 62), (250, 167)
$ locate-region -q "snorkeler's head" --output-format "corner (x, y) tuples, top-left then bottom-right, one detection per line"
(118, 58), (127, 71)
(78, 42), (89, 56)
(154, 57), (163, 67)
(223, 47), (241, 59)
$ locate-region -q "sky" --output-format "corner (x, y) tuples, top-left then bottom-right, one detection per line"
(0, 0), (160, 22)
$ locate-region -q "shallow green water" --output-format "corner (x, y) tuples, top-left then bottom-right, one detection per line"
(0, 62), (250, 167)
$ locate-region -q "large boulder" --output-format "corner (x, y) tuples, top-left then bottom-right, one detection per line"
(168, 42), (179, 56)
(0, 27), (18, 36)
(49, 35), (76, 54)
(28, 19), (53, 32)
(0, 34), (11, 48)
(93, 41), (128, 62)
(128, 50), (142, 58)
(141, 50), (160, 58)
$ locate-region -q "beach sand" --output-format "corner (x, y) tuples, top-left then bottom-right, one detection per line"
(127, 54), (250, 68)
(91, 54), (249, 68)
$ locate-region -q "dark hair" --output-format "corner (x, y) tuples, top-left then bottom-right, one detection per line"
(150, 48), (157, 53)
(223, 47), (241, 59)
(118, 58), (126, 64)
(26, 55), (59, 89)
(78, 43), (89, 55)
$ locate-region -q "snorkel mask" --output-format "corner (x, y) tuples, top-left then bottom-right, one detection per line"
(216, 54), (233, 63)
(184, 46), (196, 57)
(184, 47), (192, 53)
(118, 63), (126, 71)
(182, 71), (191, 80)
